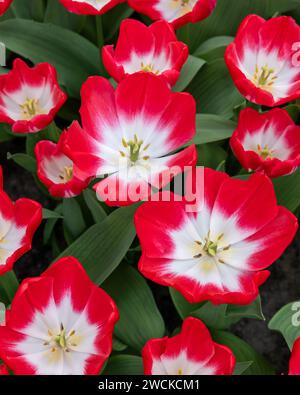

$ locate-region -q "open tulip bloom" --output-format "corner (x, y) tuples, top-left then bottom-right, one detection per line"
(35, 131), (90, 198)
(135, 168), (298, 305)
(0, 0), (13, 16)
(289, 338), (300, 375)
(0, 59), (67, 134)
(143, 317), (235, 375)
(102, 19), (188, 87)
(59, 0), (124, 14)
(64, 72), (197, 206)
(230, 108), (300, 178)
(128, 0), (217, 29)
(225, 15), (300, 107)
(0, 167), (42, 275)
(0, 257), (119, 375)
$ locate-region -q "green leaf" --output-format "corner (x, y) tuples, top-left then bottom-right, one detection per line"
(103, 355), (144, 375)
(191, 114), (236, 145)
(42, 208), (63, 220)
(197, 143), (227, 169)
(43, 204), (63, 245)
(194, 36), (234, 61)
(0, 271), (19, 306)
(212, 330), (275, 375)
(26, 123), (61, 157)
(0, 124), (13, 142)
(273, 169), (300, 212)
(103, 264), (165, 351)
(173, 55), (206, 92)
(269, 301), (300, 350)
(177, 0), (300, 53)
(62, 198), (86, 241)
(226, 296), (265, 321)
(0, 302), (5, 324)
(170, 289), (264, 329)
(57, 205), (137, 284)
(233, 361), (253, 376)
(187, 59), (243, 117)
(44, 0), (86, 32)
(7, 152), (36, 173)
(0, 19), (99, 98)
(102, 3), (134, 41)
(83, 189), (107, 224)
(112, 337), (128, 352)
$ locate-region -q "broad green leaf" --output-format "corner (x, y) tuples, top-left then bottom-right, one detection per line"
(0, 302), (5, 324)
(197, 143), (228, 169)
(194, 36), (234, 62)
(83, 189), (107, 224)
(269, 301), (300, 350)
(283, 104), (300, 123)
(173, 55), (206, 92)
(226, 296), (265, 321)
(170, 289), (264, 329)
(62, 198), (86, 241)
(7, 152), (36, 173)
(233, 361), (253, 376)
(212, 330), (275, 375)
(187, 59), (243, 117)
(26, 123), (61, 157)
(273, 169), (300, 212)
(0, 271), (19, 306)
(103, 264), (165, 351)
(177, 0), (300, 53)
(102, 3), (134, 41)
(44, 0), (86, 31)
(0, 19), (99, 98)
(103, 355), (144, 375)
(11, 0), (46, 21)
(42, 208), (63, 220)
(43, 204), (63, 245)
(112, 337), (128, 352)
(192, 114), (237, 145)
(57, 205), (137, 284)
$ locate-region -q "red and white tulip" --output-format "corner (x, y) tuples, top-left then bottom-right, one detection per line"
(225, 15), (300, 107)
(59, 0), (124, 14)
(35, 131), (90, 198)
(230, 108), (300, 178)
(143, 317), (235, 375)
(0, 59), (67, 134)
(102, 19), (188, 87)
(128, 0), (217, 29)
(0, 167), (42, 275)
(0, 257), (119, 375)
(0, 0), (13, 16)
(135, 168), (298, 305)
(289, 338), (300, 375)
(64, 72), (197, 206)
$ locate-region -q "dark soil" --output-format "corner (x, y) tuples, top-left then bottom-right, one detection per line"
(1, 137), (300, 375)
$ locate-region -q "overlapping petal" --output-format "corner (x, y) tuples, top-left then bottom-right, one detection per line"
(0, 59), (67, 134)
(135, 168), (298, 304)
(142, 317), (235, 375)
(59, 0), (124, 15)
(289, 338), (300, 375)
(0, 257), (119, 375)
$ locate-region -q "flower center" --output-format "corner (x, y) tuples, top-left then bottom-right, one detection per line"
(256, 144), (274, 160)
(177, 368), (183, 375)
(172, 0), (193, 13)
(193, 232), (231, 263)
(119, 135), (151, 164)
(253, 65), (277, 90)
(140, 62), (159, 75)
(45, 323), (78, 353)
(20, 98), (42, 120)
(59, 166), (73, 183)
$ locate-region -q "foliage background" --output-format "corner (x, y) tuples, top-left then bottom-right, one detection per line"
(0, 0), (300, 375)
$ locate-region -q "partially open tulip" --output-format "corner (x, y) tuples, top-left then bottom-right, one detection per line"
(0, 257), (119, 375)
(0, 59), (66, 133)
(103, 19), (188, 87)
(289, 338), (300, 375)
(143, 317), (235, 375)
(230, 108), (300, 178)
(225, 15), (300, 107)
